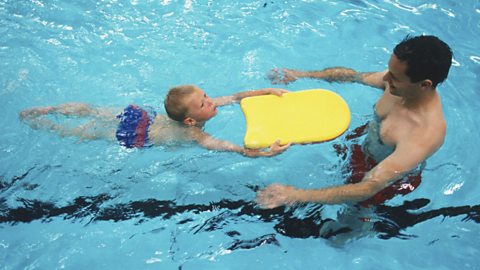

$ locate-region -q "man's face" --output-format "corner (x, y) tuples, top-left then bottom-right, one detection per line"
(383, 54), (421, 97)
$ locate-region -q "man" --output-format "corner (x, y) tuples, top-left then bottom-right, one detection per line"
(256, 35), (453, 209)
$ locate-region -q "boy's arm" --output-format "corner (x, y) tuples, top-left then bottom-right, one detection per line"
(213, 88), (288, 107)
(187, 127), (290, 157)
(269, 68), (388, 90)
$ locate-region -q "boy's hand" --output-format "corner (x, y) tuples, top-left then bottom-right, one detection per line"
(267, 140), (291, 155)
(242, 140), (291, 157)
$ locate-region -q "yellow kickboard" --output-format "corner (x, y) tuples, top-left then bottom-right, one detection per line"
(241, 89), (350, 149)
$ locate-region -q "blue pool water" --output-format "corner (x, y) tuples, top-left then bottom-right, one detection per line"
(1, 0), (480, 269)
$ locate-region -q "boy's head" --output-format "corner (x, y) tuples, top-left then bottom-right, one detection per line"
(164, 85), (217, 126)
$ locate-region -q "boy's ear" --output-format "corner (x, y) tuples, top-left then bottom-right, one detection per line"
(183, 117), (196, 126)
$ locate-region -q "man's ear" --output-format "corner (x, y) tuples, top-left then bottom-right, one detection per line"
(183, 117), (196, 126)
(420, 79), (433, 89)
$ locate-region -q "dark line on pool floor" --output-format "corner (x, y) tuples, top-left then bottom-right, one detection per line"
(0, 194), (479, 240)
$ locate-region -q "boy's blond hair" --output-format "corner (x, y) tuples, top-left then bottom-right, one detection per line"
(164, 85), (196, 122)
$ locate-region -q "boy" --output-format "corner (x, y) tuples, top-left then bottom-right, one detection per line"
(20, 85), (290, 157)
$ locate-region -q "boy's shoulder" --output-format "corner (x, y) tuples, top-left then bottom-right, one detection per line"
(150, 116), (203, 143)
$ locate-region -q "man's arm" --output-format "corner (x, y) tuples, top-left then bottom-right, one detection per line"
(256, 141), (429, 208)
(212, 88), (288, 107)
(269, 67), (388, 90)
(187, 127), (290, 157)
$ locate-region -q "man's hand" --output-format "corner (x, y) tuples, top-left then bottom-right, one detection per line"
(256, 183), (297, 209)
(267, 68), (298, 85)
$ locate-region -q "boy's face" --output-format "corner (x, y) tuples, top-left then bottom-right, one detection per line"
(183, 86), (217, 125)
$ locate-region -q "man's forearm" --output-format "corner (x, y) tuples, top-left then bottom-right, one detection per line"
(281, 67), (386, 89)
(292, 181), (380, 205)
(290, 67), (364, 83)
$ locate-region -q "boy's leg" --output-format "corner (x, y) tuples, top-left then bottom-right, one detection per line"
(21, 106), (119, 142)
(24, 118), (118, 142)
(55, 103), (122, 123)
(53, 103), (119, 119)
(65, 120), (118, 142)
(21, 116), (60, 131)
(20, 103), (120, 120)
(19, 103), (95, 120)
(19, 107), (55, 119)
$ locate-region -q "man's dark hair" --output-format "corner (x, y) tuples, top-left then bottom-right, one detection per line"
(393, 35), (453, 87)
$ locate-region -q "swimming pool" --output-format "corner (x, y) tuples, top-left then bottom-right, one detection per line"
(1, 0), (479, 269)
